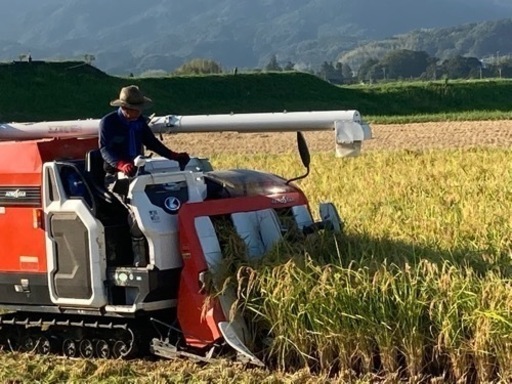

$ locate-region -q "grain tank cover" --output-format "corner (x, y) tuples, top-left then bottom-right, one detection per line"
(0, 137), (97, 185)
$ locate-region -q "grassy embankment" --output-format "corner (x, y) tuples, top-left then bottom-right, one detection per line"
(1, 60), (512, 123)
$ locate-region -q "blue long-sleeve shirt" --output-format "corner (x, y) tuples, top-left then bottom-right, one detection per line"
(99, 108), (176, 172)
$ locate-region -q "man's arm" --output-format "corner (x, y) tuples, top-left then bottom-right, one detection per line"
(99, 117), (121, 168)
(140, 123), (179, 159)
(141, 123), (190, 170)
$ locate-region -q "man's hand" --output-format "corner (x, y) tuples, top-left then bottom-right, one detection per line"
(173, 152), (190, 171)
(117, 160), (136, 176)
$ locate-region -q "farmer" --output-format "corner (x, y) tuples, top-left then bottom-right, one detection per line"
(99, 84), (189, 177)
(99, 85), (190, 267)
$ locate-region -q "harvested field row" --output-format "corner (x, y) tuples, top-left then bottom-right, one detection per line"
(164, 120), (512, 155)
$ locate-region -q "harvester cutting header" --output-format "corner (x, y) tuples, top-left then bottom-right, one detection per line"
(0, 98), (372, 365)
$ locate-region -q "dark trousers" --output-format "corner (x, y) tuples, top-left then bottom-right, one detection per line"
(105, 174), (148, 267)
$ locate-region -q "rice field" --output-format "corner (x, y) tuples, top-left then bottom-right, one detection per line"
(209, 145), (512, 383)
(1, 121), (511, 383)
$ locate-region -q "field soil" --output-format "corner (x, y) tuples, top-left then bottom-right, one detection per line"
(164, 120), (512, 155)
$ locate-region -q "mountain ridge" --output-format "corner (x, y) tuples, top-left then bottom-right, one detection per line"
(0, 0), (511, 74)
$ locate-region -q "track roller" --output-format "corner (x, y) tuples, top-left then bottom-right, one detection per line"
(95, 339), (110, 359)
(79, 339), (94, 358)
(62, 339), (77, 358)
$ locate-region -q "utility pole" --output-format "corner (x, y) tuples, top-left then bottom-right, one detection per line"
(496, 51), (502, 78)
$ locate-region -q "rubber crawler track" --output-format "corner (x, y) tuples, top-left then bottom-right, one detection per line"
(0, 313), (137, 359)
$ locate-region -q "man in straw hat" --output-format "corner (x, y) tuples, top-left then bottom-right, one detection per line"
(99, 85), (190, 267)
(99, 84), (190, 177)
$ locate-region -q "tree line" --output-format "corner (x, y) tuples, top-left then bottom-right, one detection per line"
(141, 49), (512, 84)
(354, 49), (512, 83)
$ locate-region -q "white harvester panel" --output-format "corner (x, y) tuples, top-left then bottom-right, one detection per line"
(142, 157), (213, 174)
(319, 202), (344, 232)
(193, 216), (262, 366)
(291, 205), (314, 230)
(42, 163), (108, 308)
(128, 168), (208, 270)
(231, 209), (282, 260)
(194, 216), (223, 272)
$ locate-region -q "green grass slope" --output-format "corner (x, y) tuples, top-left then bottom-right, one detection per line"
(1, 61), (512, 123)
(0, 61), (359, 122)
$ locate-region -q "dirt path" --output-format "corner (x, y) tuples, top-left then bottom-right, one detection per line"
(163, 120), (512, 155)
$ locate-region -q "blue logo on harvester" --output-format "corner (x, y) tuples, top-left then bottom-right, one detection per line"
(164, 196), (181, 214)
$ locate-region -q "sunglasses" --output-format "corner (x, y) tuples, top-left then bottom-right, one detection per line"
(121, 107), (142, 115)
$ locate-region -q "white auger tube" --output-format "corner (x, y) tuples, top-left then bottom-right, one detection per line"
(0, 110), (372, 157)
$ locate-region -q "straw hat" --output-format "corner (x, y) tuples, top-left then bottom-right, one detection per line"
(110, 85), (153, 111)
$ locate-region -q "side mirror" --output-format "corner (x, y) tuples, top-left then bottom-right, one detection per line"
(297, 131), (310, 169)
(286, 131), (311, 185)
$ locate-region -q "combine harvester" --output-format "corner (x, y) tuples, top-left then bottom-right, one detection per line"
(0, 110), (371, 365)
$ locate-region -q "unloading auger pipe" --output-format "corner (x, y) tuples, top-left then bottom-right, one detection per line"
(0, 110), (372, 157)
(149, 110), (364, 133)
